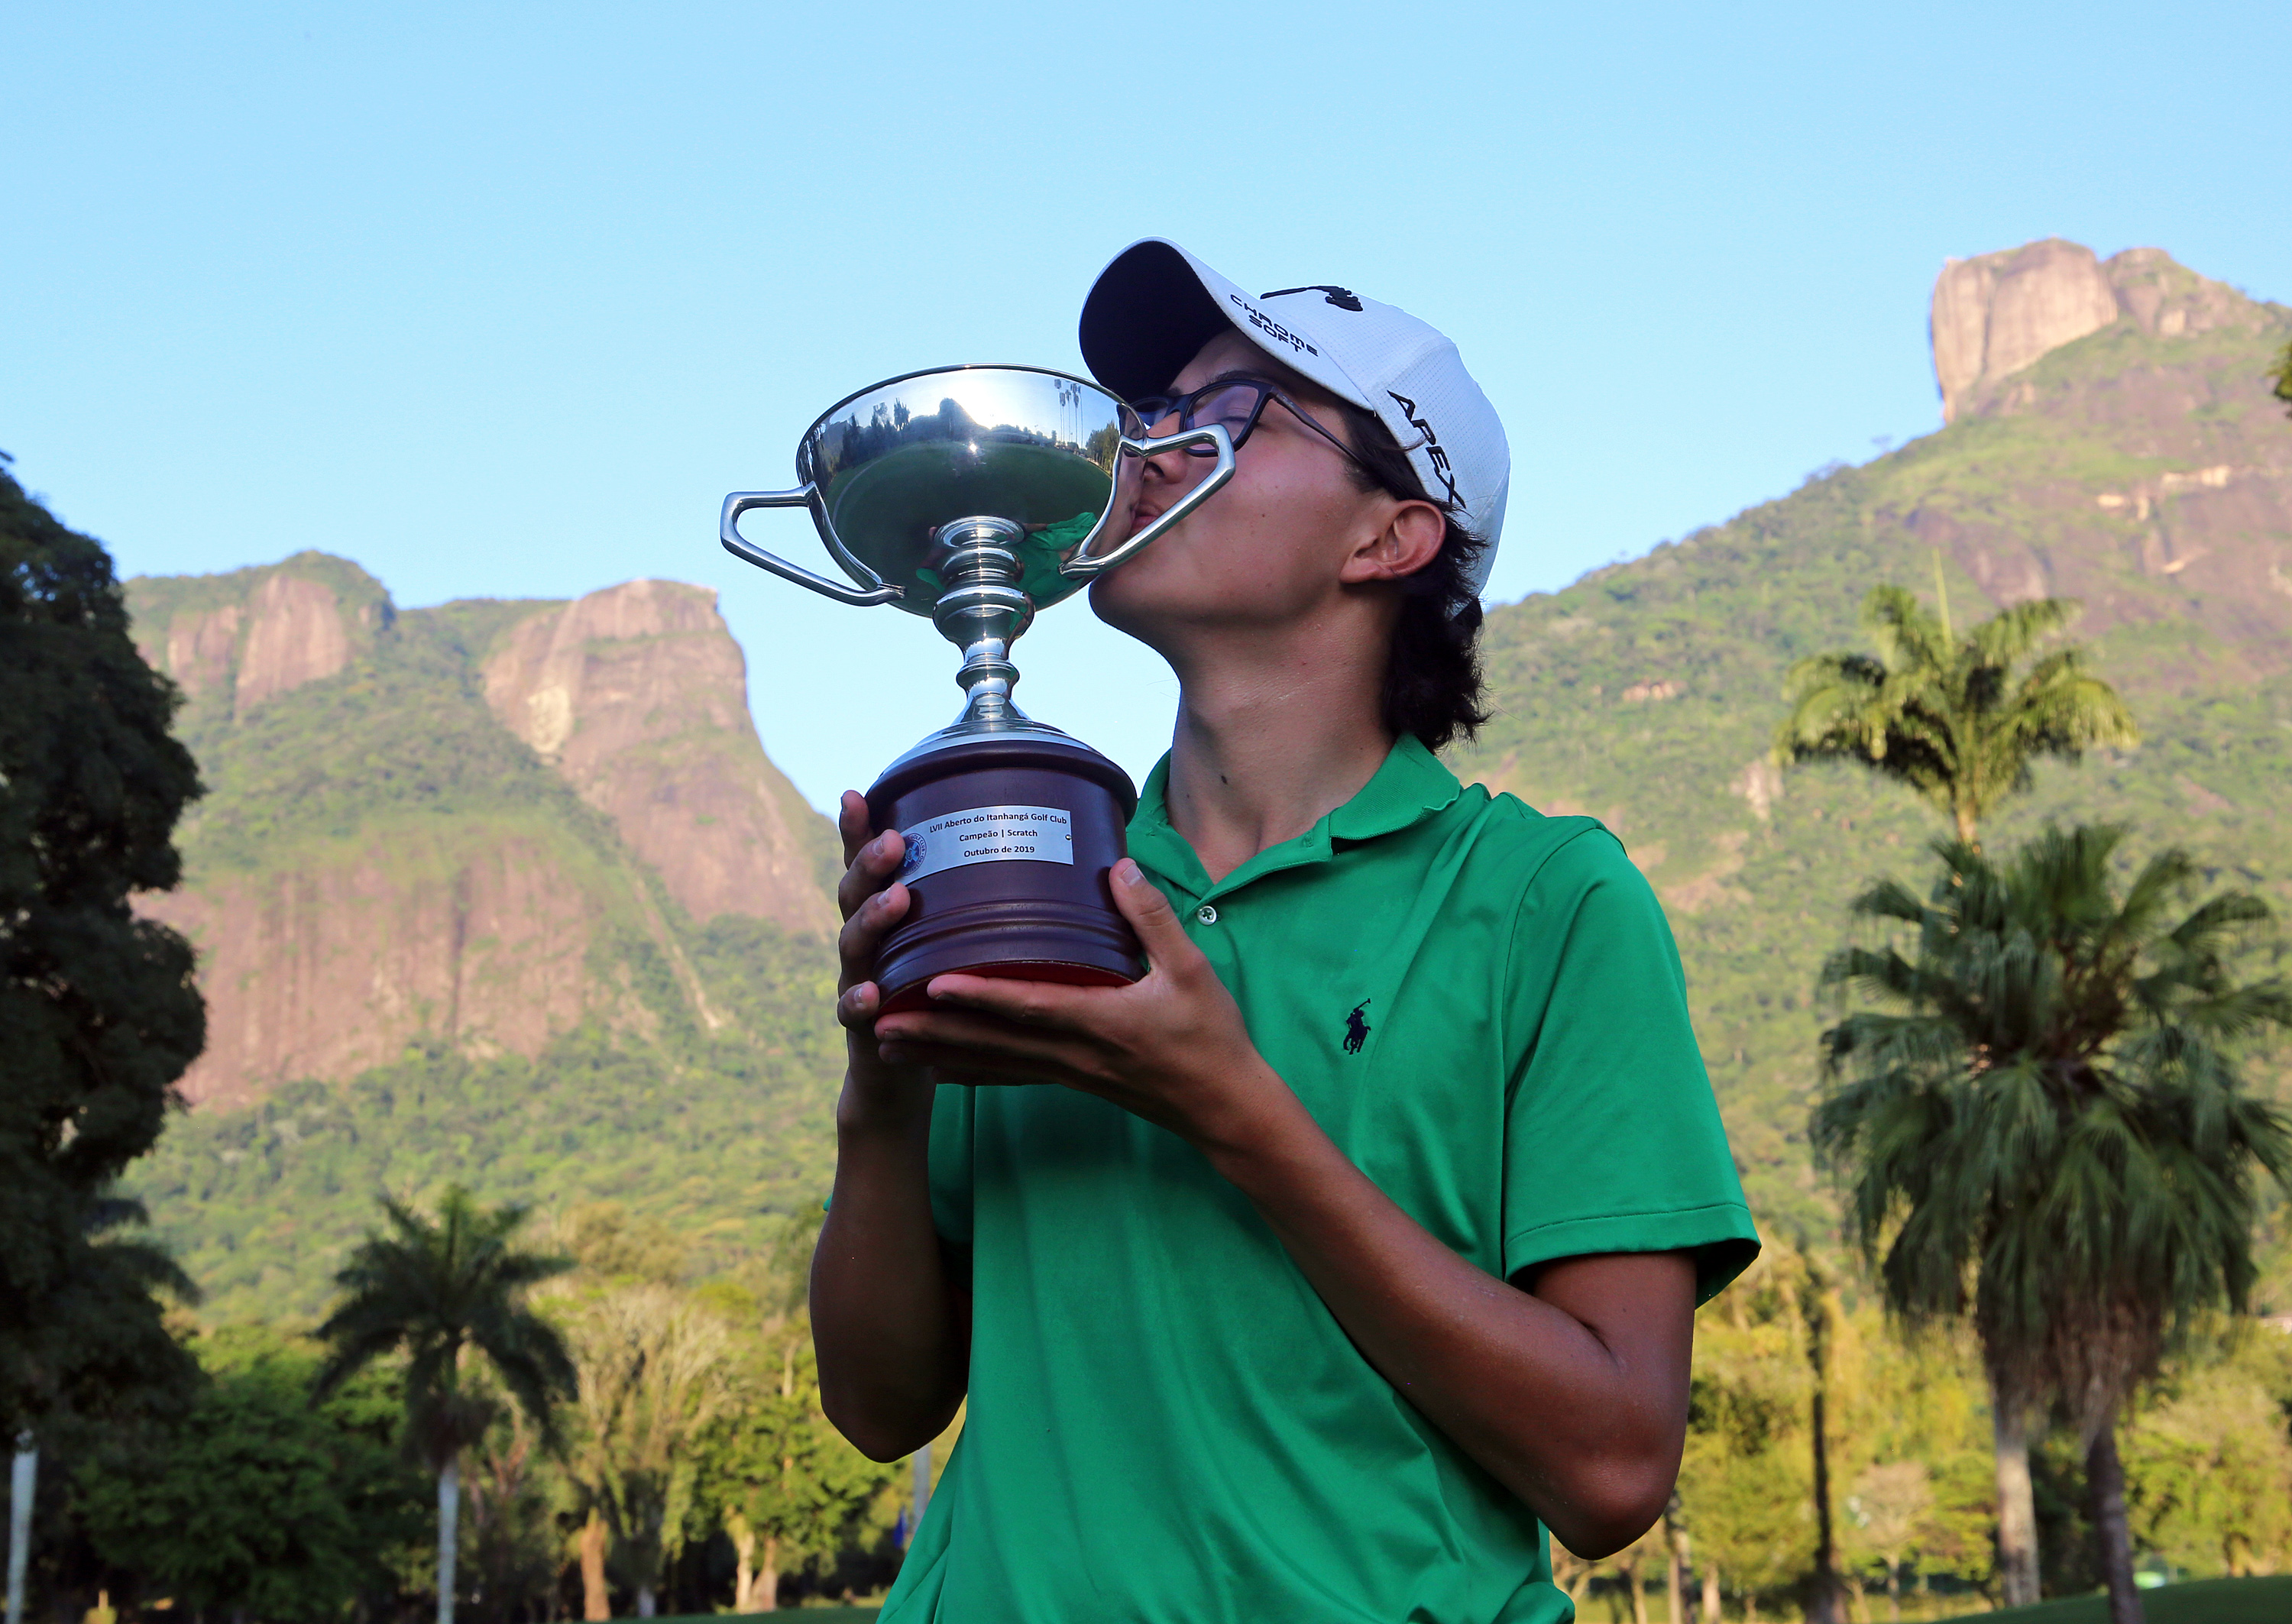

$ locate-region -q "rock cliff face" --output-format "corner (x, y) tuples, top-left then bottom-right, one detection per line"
(1931, 239), (2260, 422)
(137, 824), (603, 1109)
(234, 573), (354, 710)
(128, 558), (839, 1109)
(134, 551), (389, 719)
(481, 581), (837, 938)
(1909, 244), (2292, 681)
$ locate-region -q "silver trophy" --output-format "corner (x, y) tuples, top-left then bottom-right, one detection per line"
(719, 366), (1233, 1011)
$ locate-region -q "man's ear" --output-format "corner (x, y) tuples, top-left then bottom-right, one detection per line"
(1340, 499), (1447, 586)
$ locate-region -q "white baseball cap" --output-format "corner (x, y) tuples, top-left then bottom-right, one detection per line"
(1077, 238), (1510, 597)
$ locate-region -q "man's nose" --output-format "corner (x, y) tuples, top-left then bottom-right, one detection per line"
(1136, 419), (1206, 483)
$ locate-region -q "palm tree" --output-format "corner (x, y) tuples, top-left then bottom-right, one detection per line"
(1811, 825), (2292, 1620)
(316, 1188), (575, 1624)
(1772, 566), (2137, 844)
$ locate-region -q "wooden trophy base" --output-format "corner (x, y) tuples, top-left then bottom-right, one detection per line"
(864, 731), (1141, 1016)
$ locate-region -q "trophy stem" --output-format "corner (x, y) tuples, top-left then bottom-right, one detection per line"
(927, 517), (1037, 726)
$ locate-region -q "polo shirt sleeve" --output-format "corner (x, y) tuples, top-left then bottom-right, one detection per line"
(927, 1079), (976, 1248)
(1498, 823), (1759, 1304)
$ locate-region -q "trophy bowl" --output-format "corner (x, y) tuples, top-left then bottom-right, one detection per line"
(720, 366), (1234, 1014)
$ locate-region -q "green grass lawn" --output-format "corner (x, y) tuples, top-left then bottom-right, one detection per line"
(1983, 1575), (2292, 1622)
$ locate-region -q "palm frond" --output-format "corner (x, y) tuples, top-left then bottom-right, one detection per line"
(311, 1186), (578, 1457)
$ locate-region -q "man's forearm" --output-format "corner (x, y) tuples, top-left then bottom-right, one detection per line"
(810, 1074), (967, 1461)
(1197, 1076), (1693, 1558)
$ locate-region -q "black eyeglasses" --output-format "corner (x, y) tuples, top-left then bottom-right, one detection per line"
(1120, 377), (1365, 469)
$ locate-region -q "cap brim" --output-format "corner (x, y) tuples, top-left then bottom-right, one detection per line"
(1078, 241), (1238, 403)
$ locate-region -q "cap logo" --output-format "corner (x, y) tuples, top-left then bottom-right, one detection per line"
(1227, 293), (1319, 358)
(1387, 390), (1462, 508)
(1261, 285), (1364, 312)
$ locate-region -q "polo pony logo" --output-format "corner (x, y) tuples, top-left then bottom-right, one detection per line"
(1343, 999), (1372, 1056)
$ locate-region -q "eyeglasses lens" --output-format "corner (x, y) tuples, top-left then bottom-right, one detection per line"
(1119, 383), (1267, 458)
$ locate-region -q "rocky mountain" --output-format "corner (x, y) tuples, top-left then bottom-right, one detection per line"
(121, 559), (848, 1317)
(479, 581), (837, 937)
(123, 238), (2290, 1318)
(1457, 239), (2290, 1228)
(127, 560), (837, 1108)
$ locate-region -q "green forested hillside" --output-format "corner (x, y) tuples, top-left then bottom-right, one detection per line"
(122, 573), (847, 1322)
(131, 914), (842, 1320)
(1455, 282), (2292, 1243)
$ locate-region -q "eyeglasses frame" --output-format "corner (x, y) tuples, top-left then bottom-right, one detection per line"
(1123, 375), (1375, 478)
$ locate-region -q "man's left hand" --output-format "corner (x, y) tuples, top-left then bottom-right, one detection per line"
(872, 858), (1284, 1152)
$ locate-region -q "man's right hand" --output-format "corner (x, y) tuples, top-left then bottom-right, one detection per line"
(834, 790), (926, 1099)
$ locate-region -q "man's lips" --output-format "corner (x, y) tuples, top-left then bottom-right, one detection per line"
(1129, 500), (1167, 529)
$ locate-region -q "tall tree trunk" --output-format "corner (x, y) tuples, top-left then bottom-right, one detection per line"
(1802, 1264), (1842, 1624)
(1623, 1548), (1649, 1624)
(2087, 1419), (2144, 1624)
(635, 1587), (653, 1619)
(1884, 1558), (1901, 1622)
(756, 1535), (779, 1613)
(437, 1458), (461, 1624)
(1701, 1565), (1721, 1624)
(1664, 1497), (1688, 1624)
(730, 1521), (753, 1613)
(1808, 1383), (1840, 1623)
(579, 1509), (610, 1622)
(1990, 1383), (2041, 1609)
(5, 1437), (34, 1624)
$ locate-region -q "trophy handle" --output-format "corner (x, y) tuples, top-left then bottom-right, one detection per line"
(1057, 425), (1237, 580)
(720, 488), (905, 607)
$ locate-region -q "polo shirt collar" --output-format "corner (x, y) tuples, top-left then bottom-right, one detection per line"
(1130, 734), (1463, 900)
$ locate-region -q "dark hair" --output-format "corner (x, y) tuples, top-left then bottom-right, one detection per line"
(1330, 401), (1489, 752)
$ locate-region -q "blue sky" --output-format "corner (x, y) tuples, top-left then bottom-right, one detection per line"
(8, 2), (2287, 807)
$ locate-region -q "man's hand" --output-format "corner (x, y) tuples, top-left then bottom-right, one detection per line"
(871, 858), (1290, 1154)
(833, 791), (934, 1118)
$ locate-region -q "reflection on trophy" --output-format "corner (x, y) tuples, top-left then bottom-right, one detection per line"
(719, 366), (1235, 1012)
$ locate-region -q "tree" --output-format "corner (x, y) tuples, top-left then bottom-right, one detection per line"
(1841, 1461), (1933, 1621)
(693, 1337), (892, 1611)
(2, 462), (206, 1624)
(560, 1284), (730, 1619)
(2271, 336), (2292, 419)
(688, 1221), (892, 1614)
(1798, 1252), (1846, 1624)
(315, 1189), (576, 1624)
(1811, 825), (2292, 1620)
(1772, 571), (2137, 845)
(2120, 1340), (2292, 1580)
(460, 1395), (564, 1624)
(75, 1329), (427, 1621)
(1679, 1267), (1815, 1621)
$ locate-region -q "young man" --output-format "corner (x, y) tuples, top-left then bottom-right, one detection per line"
(811, 240), (1757, 1623)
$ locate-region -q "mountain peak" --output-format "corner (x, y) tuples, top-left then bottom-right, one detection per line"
(480, 579), (837, 938)
(127, 560), (838, 1108)
(1930, 240), (2262, 422)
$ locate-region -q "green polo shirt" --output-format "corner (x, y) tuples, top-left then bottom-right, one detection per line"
(883, 736), (1757, 1624)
